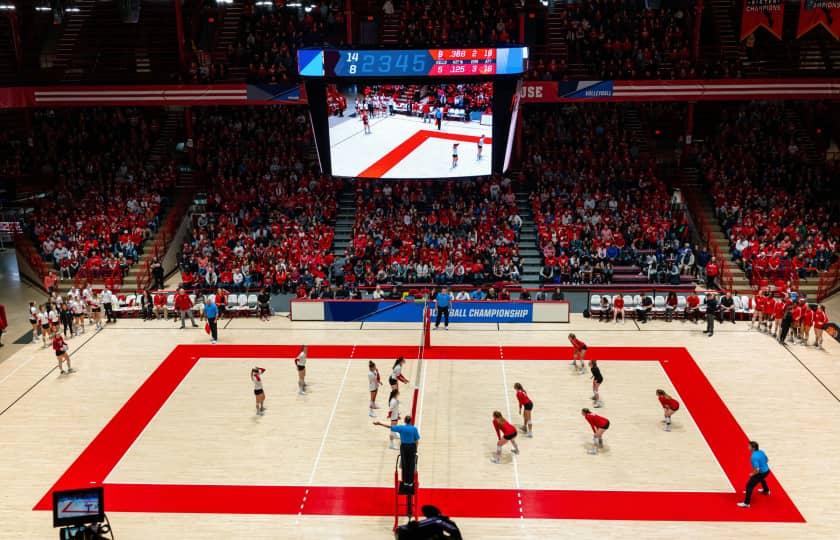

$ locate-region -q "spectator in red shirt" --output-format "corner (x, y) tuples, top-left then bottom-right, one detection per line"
(153, 292), (168, 320)
(705, 257), (719, 290)
(685, 292), (700, 323)
(491, 410), (520, 464)
(174, 287), (198, 329)
(582, 408), (610, 454)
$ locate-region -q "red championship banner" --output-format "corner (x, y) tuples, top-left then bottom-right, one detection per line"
(797, 0), (840, 39)
(741, 0), (785, 39)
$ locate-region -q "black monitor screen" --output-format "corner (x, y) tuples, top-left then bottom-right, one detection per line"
(52, 487), (104, 528)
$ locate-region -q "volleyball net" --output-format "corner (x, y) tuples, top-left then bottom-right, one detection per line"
(410, 301), (431, 422)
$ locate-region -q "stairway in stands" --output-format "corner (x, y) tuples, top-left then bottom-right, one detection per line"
(148, 109), (181, 166)
(544, 6), (568, 67)
(783, 106), (820, 164)
(620, 105), (652, 159)
(213, 2), (245, 80)
(707, 0), (746, 70)
(331, 187), (355, 257)
(381, 11), (401, 46)
(515, 190), (541, 289)
(50, 0), (96, 78)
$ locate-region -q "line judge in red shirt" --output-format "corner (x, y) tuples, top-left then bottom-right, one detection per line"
(582, 408), (609, 454)
(568, 333), (587, 374)
(491, 411), (520, 464)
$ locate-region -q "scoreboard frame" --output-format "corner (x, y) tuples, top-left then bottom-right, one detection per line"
(298, 46), (528, 79)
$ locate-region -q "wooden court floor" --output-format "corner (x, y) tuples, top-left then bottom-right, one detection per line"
(1, 314), (839, 539)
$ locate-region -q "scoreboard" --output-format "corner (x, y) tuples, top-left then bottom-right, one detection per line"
(298, 46), (528, 78)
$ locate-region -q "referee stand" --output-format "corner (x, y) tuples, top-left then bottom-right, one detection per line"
(394, 453), (420, 529)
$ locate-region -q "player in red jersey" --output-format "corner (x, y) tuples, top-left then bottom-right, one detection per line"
(491, 411), (520, 463)
(513, 383), (534, 437)
(813, 305), (828, 348)
(801, 303), (814, 346)
(582, 408), (609, 454)
(656, 389), (680, 432)
(791, 300), (803, 343)
(568, 333), (587, 374)
(52, 334), (74, 375)
(751, 292), (764, 329)
(362, 111), (371, 134)
(771, 295), (784, 336)
(613, 295), (625, 323)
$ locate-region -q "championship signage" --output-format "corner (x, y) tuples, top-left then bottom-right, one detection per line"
(741, 0), (785, 39)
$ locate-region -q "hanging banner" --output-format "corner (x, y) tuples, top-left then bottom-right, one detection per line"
(797, 0), (840, 40)
(740, 0), (785, 39)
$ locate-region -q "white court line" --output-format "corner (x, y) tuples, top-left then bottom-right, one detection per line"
(654, 360), (735, 492)
(296, 344), (356, 523)
(499, 346), (525, 522)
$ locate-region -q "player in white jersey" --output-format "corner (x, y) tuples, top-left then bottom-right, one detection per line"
(36, 307), (50, 347)
(82, 285), (94, 322)
(451, 143), (459, 168)
(389, 357), (409, 391)
(368, 361), (383, 417)
(71, 299), (86, 335)
(28, 301), (39, 344)
(90, 292), (103, 330)
(48, 307), (60, 338)
(251, 367), (266, 415)
(387, 388), (400, 449)
(477, 134), (485, 160)
(294, 345), (308, 395)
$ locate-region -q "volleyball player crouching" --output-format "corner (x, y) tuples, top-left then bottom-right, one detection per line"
(568, 333), (587, 374)
(491, 411), (520, 463)
(251, 367), (266, 415)
(368, 361), (383, 417)
(513, 383), (534, 437)
(656, 389), (680, 431)
(582, 408), (609, 454)
(589, 360), (604, 408)
(294, 345), (308, 395)
(389, 357), (410, 391)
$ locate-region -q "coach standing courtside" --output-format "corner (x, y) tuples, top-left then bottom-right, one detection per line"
(204, 297), (219, 344)
(704, 292), (718, 337)
(434, 287), (452, 331)
(175, 287), (198, 329)
(738, 441), (771, 507)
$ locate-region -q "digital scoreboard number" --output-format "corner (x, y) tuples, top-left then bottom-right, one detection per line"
(298, 47), (527, 78)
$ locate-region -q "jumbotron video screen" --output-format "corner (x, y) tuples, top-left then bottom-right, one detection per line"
(326, 83), (493, 179)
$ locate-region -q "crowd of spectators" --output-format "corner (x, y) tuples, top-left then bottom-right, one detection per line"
(524, 104), (690, 285)
(384, 0), (520, 46)
(699, 102), (839, 287)
(343, 177), (523, 286)
(228, 1), (344, 84)
(178, 106), (343, 295)
(26, 109), (176, 284)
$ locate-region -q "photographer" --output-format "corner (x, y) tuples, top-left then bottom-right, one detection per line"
(395, 505), (462, 540)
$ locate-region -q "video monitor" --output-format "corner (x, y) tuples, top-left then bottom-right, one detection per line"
(52, 487), (105, 528)
(326, 82), (493, 178)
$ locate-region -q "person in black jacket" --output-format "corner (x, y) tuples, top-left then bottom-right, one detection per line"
(704, 292), (719, 337)
(778, 304), (794, 344)
(140, 290), (154, 321)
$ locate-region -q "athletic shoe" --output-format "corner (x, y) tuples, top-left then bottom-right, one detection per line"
(593, 402), (602, 408)
(67, 368), (76, 373)
(664, 424), (671, 432)
(526, 432), (533, 438)
(758, 488), (770, 495)
(372, 403), (380, 409)
(298, 390), (306, 395)
(490, 456), (500, 464)
(511, 448), (519, 455)
(368, 411), (376, 417)
(211, 340), (217, 344)
(737, 502), (749, 508)
(587, 448), (598, 455)
(59, 370), (66, 375)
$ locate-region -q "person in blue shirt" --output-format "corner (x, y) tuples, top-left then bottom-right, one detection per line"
(738, 440), (771, 507)
(435, 107), (443, 130)
(204, 298), (219, 344)
(374, 415), (420, 492)
(470, 288), (485, 301)
(434, 287), (452, 330)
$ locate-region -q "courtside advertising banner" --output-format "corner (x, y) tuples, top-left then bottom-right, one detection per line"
(317, 300), (534, 323)
(741, 0), (785, 39)
(797, 0), (840, 39)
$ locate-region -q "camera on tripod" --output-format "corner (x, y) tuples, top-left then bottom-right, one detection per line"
(52, 487), (113, 540)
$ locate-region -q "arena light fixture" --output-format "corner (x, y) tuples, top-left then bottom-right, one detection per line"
(35, 5), (51, 11)
(0, 4), (16, 10)
(66, 6), (80, 12)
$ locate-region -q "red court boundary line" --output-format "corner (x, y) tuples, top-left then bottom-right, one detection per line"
(34, 345), (804, 523)
(357, 129), (492, 178)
